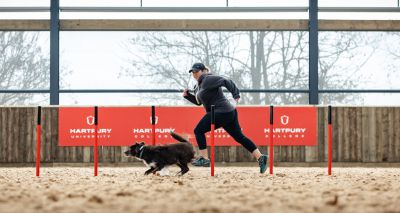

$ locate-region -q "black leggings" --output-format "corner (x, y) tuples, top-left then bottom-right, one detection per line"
(194, 109), (257, 153)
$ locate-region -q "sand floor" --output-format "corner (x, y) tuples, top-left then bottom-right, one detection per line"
(0, 166), (399, 213)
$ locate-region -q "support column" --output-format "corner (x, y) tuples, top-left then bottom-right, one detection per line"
(309, 0), (319, 104)
(50, 0), (60, 105)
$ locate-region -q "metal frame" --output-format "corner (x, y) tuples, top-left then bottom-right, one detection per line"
(50, 0), (59, 105)
(1, 6), (400, 13)
(319, 7), (400, 13)
(59, 7), (309, 13)
(0, 7), (49, 12)
(0, 7), (309, 13)
(1, 3), (400, 105)
(308, 0), (318, 104)
(3, 89), (400, 94)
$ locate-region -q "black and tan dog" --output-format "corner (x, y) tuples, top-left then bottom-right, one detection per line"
(124, 132), (194, 176)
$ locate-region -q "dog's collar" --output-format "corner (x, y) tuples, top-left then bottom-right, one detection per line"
(138, 146), (145, 159)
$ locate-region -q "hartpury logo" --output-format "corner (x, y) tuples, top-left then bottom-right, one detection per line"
(86, 116), (95, 125)
(280, 115), (289, 125)
(150, 116), (159, 125)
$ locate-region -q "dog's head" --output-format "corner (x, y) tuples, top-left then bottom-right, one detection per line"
(124, 142), (145, 158)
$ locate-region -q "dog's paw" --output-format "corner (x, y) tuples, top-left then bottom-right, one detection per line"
(158, 172), (170, 177)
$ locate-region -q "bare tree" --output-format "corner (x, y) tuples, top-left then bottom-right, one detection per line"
(387, 32), (400, 59)
(318, 32), (381, 104)
(384, 32), (400, 88)
(121, 31), (380, 105)
(0, 32), (50, 105)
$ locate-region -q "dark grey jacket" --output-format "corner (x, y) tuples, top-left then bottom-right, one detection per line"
(184, 73), (240, 113)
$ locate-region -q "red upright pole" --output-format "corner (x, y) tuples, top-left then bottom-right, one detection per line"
(269, 105), (274, 175)
(94, 106), (98, 177)
(211, 105), (215, 177)
(35, 106), (41, 177)
(328, 105), (332, 176)
(152, 106), (156, 146)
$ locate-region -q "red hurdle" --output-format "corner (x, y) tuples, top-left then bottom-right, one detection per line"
(94, 106), (98, 176)
(35, 106), (41, 177)
(328, 105), (332, 175)
(210, 105), (215, 177)
(269, 105), (274, 175)
(152, 106), (156, 146)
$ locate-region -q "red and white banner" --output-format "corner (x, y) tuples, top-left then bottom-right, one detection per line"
(59, 106), (317, 146)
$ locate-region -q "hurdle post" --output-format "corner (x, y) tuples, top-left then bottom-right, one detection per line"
(151, 106), (156, 146)
(35, 106), (41, 177)
(94, 106), (98, 176)
(210, 105), (215, 177)
(328, 105), (332, 175)
(269, 105), (274, 175)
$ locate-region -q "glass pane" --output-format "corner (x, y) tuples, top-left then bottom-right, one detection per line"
(0, 13), (49, 19)
(319, 0), (397, 7)
(319, 13), (400, 20)
(144, 0), (226, 7)
(0, 32), (50, 90)
(225, 92), (308, 105)
(229, 0), (308, 7)
(240, 93), (309, 105)
(0, 93), (49, 105)
(60, 0), (140, 7)
(60, 92), (308, 105)
(319, 0), (400, 20)
(320, 93), (400, 106)
(60, 32), (133, 90)
(59, 0), (307, 19)
(60, 12), (308, 19)
(61, 31), (308, 90)
(0, 0), (49, 6)
(60, 93), (186, 105)
(319, 32), (400, 90)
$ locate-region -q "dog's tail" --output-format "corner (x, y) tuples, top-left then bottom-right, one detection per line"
(169, 131), (190, 143)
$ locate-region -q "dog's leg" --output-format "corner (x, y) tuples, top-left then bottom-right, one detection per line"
(144, 167), (157, 175)
(175, 163), (183, 175)
(144, 161), (159, 175)
(176, 163), (190, 176)
(158, 166), (170, 176)
(179, 164), (190, 176)
(150, 166), (164, 175)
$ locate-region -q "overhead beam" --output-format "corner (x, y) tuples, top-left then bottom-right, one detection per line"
(319, 20), (400, 31)
(0, 20), (49, 30)
(1, 19), (400, 31)
(60, 19), (308, 30)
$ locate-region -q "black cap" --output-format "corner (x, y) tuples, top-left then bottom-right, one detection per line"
(188, 63), (206, 73)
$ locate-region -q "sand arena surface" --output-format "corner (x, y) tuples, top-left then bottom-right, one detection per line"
(0, 166), (400, 213)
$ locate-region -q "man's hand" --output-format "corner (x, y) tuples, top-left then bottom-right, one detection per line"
(182, 89), (189, 97)
(235, 98), (240, 103)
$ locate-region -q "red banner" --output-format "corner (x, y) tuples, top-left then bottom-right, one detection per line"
(59, 106), (317, 146)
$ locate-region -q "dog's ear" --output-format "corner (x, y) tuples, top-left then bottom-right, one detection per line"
(139, 142), (145, 146)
